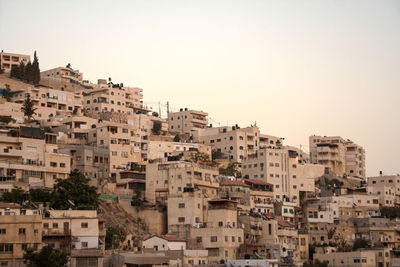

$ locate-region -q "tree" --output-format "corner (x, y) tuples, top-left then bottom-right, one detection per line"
(29, 188), (53, 203)
(51, 169), (99, 210)
(173, 134), (180, 142)
(21, 94), (37, 122)
(353, 238), (369, 251)
(0, 187), (26, 204)
(24, 61), (33, 83)
(131, 190), (144, 211)
(219, 162), (241, 177)
(105, 225), (127, 250)
(151, 121), (162, 135)
(304, 260), (328, 267)
(1, 84), (12, 102)
(24, 245), (68, 267)
(32, 51), (40, 85)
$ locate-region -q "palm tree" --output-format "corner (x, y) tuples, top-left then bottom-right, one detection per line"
(21, 94), (37, 122)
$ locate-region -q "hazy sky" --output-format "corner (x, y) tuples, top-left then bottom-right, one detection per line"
(1, 0), (399, 176)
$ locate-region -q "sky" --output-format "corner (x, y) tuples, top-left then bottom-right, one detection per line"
(1, 0), (399, 176)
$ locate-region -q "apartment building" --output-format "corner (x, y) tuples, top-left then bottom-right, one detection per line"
(353, 218), (400, 249)
(368, 175), (400, 205)
(0, 51), (30, 72)
(190, 199), (244, 263)
(0, 126), (71, 189)
(42, 210), (104, 267)
(194, 125), (264, 162)
(309, 135), (366, 178)
(145, 160), (219, 205)
(0, 212), (42, 267)
(41, 66), (83, 84)
(147, 141), (212, 161)
(87, 121), (142, 182)
(168, 108), (208, 135)
(11, 85), (83, 120)
(314, 248), (391, 267)
(242, 146), (324, 204)
(83, 80), (143, 116)
(0, 101), (24, 124)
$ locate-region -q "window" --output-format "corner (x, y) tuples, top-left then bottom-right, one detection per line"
(81, 223), (88, 228)
(50, 162), (57, 167)
(211, 236), (217, 242)
(22, 244), (28, 250)
(60, 163), (66, 168)
(225, 236), (228, 242)
(218, 221), (223, 227)
(1, 262), (8, 266)
(52, 223), (58, 228)
(43, 223), (49, 229)
(178, 217), (185, 223)
(196, 237), (202, 243)
(0, 244), (13, 253)
(19, 228), (26, 235)
(0, 229), (5, 234)
(232, 236), (235, 242)
(178, 203), (185, 208)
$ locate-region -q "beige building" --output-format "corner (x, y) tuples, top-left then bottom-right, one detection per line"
(368, 175), (400, 205)
(87, 121), (142, 182)
(309, 135), (366, 178)
(41, 66), (83, 85)
(147, 141), (212, 161)
(42, 210), (104, 267)
(168, 108), (208, 135)
(146, 160), (219, 205)
(195, 125), (267, 162)
(313, 248), (391, 267)
(0, 51), (30, 72)
(11, 85), (83, 121)
(0, 126), (71, 189)
(190, 199), (244, 263)
(83, 80), (143, 116)
(0, 207), (42, 267)
(242, 146), (324, 204)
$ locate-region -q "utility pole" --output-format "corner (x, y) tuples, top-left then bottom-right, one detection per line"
(166, 101), (169, 115)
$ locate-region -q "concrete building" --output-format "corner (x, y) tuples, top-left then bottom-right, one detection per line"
(142, 235), (186, 251)
(11, 86), (83, 120)
(368, 175), (400, 205)
(242, 146), (324, 204)
(83, 80), (143, 116)
(309, 135), (366, 179)
(313, 248), (391, 267)
(0, 126), (71, 189)
(0, 52), (30, 72)
(0, 212), (42, 267)
(168, 108), (208, 135)
(195, 125), (267, 162)
(41, 66), (83, 84)
(190, 199), (244, 263)
(42, 210), (104, 267)
(145, 160), (219, 205)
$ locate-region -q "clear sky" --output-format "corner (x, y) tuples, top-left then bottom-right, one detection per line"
(1, 0), (399, 176)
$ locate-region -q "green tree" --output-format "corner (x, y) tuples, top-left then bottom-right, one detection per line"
(0, 186), (26, 204)
(0, 115), (15, 124)
(21, 94), (37, 122)
(24, 61), (33, 83)
(29, 188), (53, 203)
(131, 190), (144, 211)
(304, 260), (328, 267)
(1, 84), (12, 102)
(105, 225), (127, 250)
(32, 51), (40, 85)
(51, 169), (99, 210)
(219, 162), (241, 177)
(151, 121), (162, 135)
(18, 61), (25, 80)
(10, 64), (17, 78)
(353, 238), (369, 251)
(173, 134), (180, 142)
(24, 245), (68, 267)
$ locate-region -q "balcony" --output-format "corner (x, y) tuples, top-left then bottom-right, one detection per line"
(70, 248), (103, 257)
(42, 228), (71, 237)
